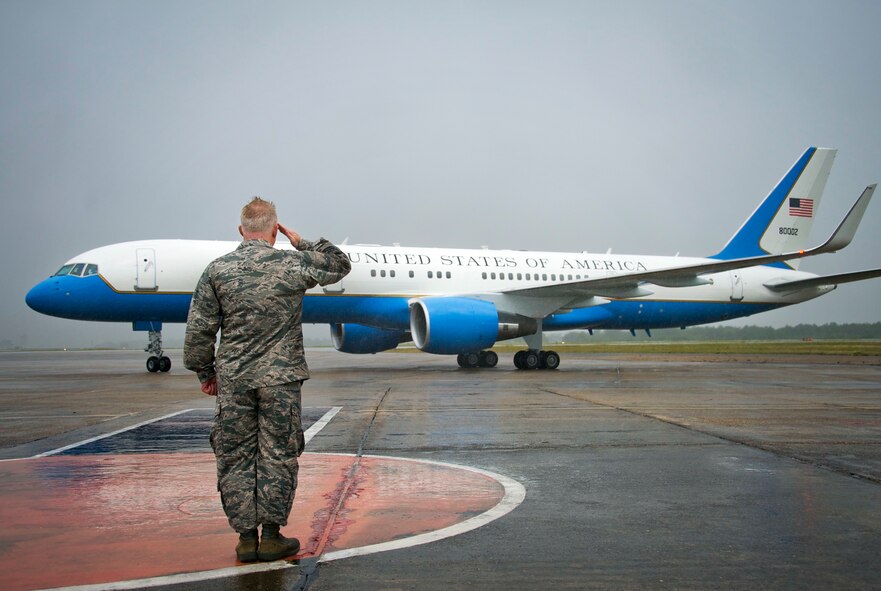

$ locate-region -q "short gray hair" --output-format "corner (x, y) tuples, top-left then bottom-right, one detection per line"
(240, 196), (277, 234)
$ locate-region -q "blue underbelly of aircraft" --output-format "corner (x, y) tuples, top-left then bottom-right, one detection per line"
(544, 300), (779, 331)
(26, 275), (778, 332)
(25, 276), (193, 322)
(25, 275), (415, 327)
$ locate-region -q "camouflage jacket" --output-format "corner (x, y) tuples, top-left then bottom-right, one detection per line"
(184, 237), (351, 388)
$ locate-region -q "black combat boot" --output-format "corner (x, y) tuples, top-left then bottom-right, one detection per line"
(258, 524), (301, 561)
(236, 529), (259, 563)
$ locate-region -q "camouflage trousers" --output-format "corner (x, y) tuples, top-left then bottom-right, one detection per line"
(210, 381), (304, 533)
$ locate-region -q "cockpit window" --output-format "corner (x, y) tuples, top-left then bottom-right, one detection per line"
(53, 263), (99, 277)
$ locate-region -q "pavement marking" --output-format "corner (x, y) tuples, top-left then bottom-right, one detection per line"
(304, 406), (341, 444)
(10, 406), (340, 461)
(322, 454), (527, 562)
(29, 454), (525, 591)
(31, 409), (195, 458)
(34, 561), (295, 591)
(11, 405), (527, 590)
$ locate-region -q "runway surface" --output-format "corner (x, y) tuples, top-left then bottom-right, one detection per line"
(1, 349), (880, 590)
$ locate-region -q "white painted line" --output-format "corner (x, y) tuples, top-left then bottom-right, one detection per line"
(4, 406), (339, 463)
(304, 406), (342, 444)
(35, 560), (295, 591)
(31, 409), (197, 458)
(321, 454), (527, 562)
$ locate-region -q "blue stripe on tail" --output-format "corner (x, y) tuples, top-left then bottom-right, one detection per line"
(711, 147), (816, 266)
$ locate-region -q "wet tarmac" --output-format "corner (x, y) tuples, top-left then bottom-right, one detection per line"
(1, 349), (880, 590)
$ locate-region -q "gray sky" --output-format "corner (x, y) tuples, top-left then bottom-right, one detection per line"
(2, 0), (880, 349)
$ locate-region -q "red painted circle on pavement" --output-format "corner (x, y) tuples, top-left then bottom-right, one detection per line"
(0, 453), (508, 590)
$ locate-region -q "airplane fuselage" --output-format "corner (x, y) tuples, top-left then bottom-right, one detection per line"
(26, 239), (830, 332)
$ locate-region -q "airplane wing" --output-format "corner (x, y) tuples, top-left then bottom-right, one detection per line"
(763, 268), (881, 293)
(479, 184), (876, 318)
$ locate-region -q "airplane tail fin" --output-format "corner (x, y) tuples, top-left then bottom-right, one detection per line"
(712, 147), (837, 269)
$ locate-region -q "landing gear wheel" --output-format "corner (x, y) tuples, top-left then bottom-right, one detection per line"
(158, 356), (172, 372)
(457, 354), (467, 368)
(479, 350), (499, 368)
(515, 349), (560, 370)
(146, 356), (160, 373)
(463, 352), (481, 368)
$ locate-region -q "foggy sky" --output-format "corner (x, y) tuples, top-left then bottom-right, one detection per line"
(2, 1), (880, 349)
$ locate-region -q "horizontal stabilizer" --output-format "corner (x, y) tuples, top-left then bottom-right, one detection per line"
(764, 268), (881, 292)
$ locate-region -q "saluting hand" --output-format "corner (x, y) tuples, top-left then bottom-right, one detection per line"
(277, 223), (301, 248)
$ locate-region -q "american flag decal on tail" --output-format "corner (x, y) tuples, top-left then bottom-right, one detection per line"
(789, 197), (814, 217)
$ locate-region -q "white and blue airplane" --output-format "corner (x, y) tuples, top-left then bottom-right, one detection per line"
(26, 147), (881, 372)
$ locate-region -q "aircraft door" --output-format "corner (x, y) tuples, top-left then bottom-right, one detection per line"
(729, 271), (744, 301)
(323, 278), (345, 294)
(136, 248), (158, 291)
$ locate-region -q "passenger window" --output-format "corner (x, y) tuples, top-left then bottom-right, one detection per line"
(517, 273), (522, 280)
(71, 263), (86, 276)
(508, 273), (514, 280)
(491, 272), (496, 280)
(482, 272), (487, 280)
(409, 270), (414, 278)
(428, 271), (433, 278)
(370, 269), (376, 277)
(542, 274), (547, 281)
(84, 264), (99, 276)
(525, 273), (531, 280)
(380, 270), (386, 277)
(445, 271), (451, 279)
(551, 274), (556, 281)
(438, 271), (443, 279)
(390, 270), (396, 278)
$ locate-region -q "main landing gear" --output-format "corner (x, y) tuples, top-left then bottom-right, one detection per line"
(457, 350), (499, 368)
(513, 349), (560, 370)
(513, 321), (559, 370)
(145, 329), (171, 373)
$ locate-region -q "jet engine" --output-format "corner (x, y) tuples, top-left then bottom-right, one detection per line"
(409, 296), (538, 355)
(330, 323), (408, 354)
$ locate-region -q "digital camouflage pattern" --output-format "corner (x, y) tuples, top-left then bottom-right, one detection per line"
(211, 382), (304, 531)
(184, 237), (351, 388)
(184, 237), (350, 533)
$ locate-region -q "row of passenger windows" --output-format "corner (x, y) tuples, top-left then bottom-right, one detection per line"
(483, 272), (583, 281)
(54, 263), (99, 277)
(369, 269), (453, 279)
(367, 268), (583, 282)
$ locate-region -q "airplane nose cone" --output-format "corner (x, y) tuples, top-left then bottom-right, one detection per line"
(26, 278), (60, 316)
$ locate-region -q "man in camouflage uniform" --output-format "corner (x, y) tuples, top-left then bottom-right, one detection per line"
(184, 197), (351, 562)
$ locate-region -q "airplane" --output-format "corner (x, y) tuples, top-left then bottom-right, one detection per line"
(25, 147), (881, 372)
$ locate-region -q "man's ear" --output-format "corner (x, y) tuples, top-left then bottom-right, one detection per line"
(238, 225), (244, 238)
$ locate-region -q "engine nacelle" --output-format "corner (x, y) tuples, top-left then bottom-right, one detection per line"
(409, 296), (537, 355)
(330, 323), (407, 354)
(410, 297), (498, 354)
